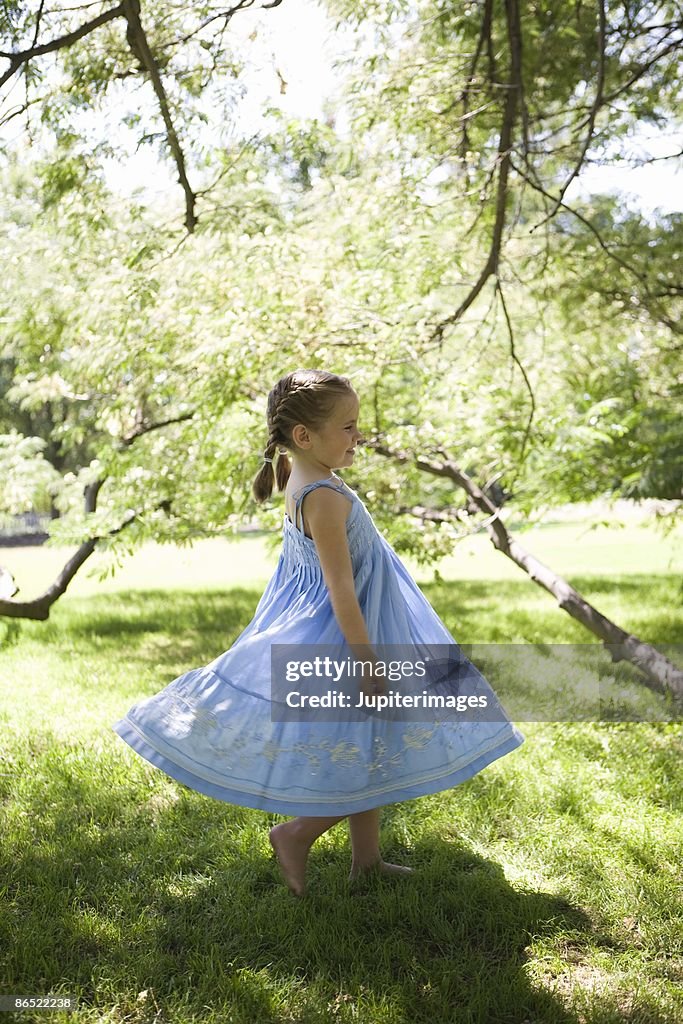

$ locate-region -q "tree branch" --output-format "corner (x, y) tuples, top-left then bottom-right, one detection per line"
(0, 407), (197, 621)
(0, 508), (138, 620)
(122, 0), (197, 232)
(120, 408), (196, 446)
(428, 0), (521, 350)
(532, 0), (607, 231)
(0, 3), (125, 89)
(601, 35), (682, 106)
(453, 0), (493, 161)
(509, 154), (681, 330)
(495, 276), (535, 465)
(30, 0), (47, 50)
(398, 502), (504, 539)
(366, 438), (683, 698)
(173, 0), (256, 48)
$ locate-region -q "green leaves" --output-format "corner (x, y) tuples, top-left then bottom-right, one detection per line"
(0, 433), (62, 517)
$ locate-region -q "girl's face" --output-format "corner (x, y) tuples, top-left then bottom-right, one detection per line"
(292, 391), (364, 471)
(323, 392), (364, 466)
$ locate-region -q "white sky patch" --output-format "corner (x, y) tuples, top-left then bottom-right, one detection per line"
(565, 129), (683, 220)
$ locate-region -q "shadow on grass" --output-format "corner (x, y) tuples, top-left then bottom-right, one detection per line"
(3, 735), (672, 1024)
(62, 581), (677, 726)
(0, 589), (261, 677)
(61, 588), (259, 645)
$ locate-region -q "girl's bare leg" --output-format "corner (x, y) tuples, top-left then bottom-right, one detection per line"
(348, 807), (381, 871)
(269, 815), (346, 896)
(348, 807), (414, 880)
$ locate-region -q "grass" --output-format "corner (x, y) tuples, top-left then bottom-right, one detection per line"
(0, 517), (681, 1023)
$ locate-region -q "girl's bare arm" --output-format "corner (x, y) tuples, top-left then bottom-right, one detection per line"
(304, 489), (379, 670)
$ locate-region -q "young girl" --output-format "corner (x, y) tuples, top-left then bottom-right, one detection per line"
(113, 368), (524, 896)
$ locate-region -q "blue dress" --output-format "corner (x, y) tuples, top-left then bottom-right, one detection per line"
(112, 475), (524, 815)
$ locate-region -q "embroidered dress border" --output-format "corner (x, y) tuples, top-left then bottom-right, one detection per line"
(113, 712), (523, 806)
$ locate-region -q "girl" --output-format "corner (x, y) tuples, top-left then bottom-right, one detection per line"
(113, 368), (524, 897)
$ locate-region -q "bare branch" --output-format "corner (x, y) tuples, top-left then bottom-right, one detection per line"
(532, 0), (607, 231)
(0, 3), (125, 89)
(30, 0), (47, 49)
(428, 0), (521, 350)
(495, 276), (535, 465)
(0, 406), (198, 621)
(119, 408), (196, 446)
(365, 439), (683, 697)
(452, 0), (493, 160)
(586, 146), (683, 167)
(509, 154), (681, 329)
(506, 0), (529, 158)
(0, 509), (138, 620)
(601, 35), (682, 106)
(397, 502), (504, 539)
(196, 131), (262, 197)
(0, 92), (44, 128)
(173, 0), (256, 48)
(122, 0), (197, 232)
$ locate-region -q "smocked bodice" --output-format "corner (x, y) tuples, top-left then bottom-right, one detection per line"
(280, 476), (376, 576)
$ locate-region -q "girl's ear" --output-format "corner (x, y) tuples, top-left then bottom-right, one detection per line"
(291, 424), (310, 448)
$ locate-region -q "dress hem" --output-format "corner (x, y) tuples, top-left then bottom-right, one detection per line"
(111, 717), (525, 816)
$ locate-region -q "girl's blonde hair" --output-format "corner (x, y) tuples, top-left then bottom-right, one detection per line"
(252, 368), (355, 503)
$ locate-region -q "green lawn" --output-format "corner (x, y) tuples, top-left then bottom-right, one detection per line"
(0, 519), (681, 1023)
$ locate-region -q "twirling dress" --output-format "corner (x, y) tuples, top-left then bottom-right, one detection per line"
(112, 475), (524, 814)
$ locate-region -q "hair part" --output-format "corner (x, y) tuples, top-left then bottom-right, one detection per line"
(252, 368), (355, 503)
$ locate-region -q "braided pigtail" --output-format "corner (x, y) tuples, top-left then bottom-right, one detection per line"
(252, 376), (294, 503)
(252, 435), (287, 503)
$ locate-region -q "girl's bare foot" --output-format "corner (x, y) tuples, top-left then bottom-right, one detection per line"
(348, 859), (414, 882)
(269, 823), (309, 897)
